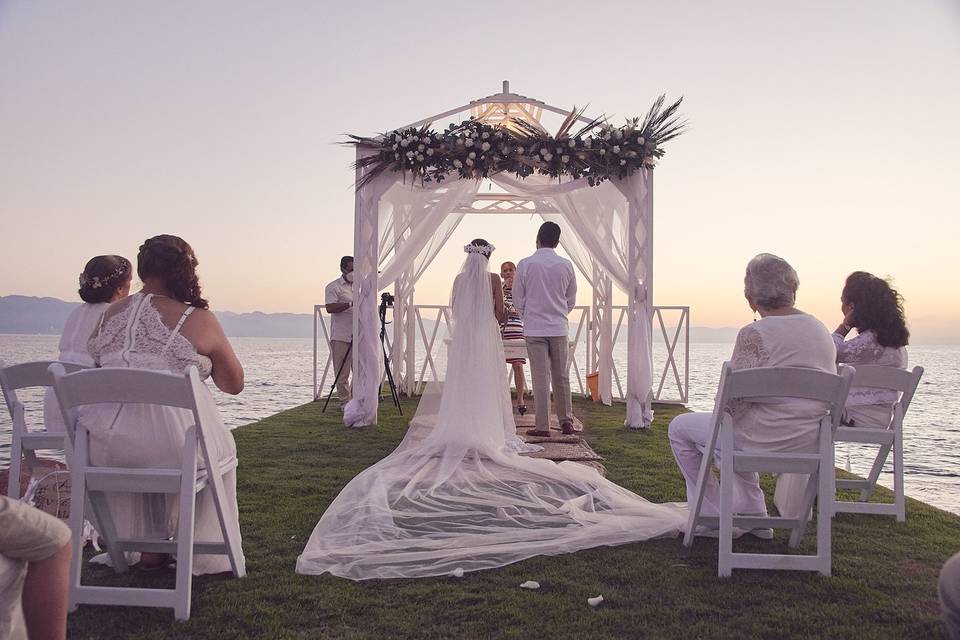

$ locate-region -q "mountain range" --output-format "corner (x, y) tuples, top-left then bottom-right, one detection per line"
(0, 295), (741, 342)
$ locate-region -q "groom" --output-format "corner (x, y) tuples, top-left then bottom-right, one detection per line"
(512, 222), (577, 437)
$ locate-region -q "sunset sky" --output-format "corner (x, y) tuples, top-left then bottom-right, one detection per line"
(1, 1), (958, 342)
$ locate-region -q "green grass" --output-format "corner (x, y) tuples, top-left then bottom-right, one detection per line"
(65, 398), (958, 639)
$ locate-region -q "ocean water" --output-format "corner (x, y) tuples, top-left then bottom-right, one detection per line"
(1, 335), (957, 515)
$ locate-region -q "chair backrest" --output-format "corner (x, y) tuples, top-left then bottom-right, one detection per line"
(714, 362), (855, 433)
(49, 365), (212, 468)
(849, 365), (924, 417)
(0, 360), (89, 415)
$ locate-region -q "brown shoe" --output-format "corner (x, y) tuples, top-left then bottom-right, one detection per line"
(525, 428), (551, 437)
(560, 421), (576, 435)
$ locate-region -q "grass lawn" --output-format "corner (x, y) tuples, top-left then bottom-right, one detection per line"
(66, 397), (958, 639)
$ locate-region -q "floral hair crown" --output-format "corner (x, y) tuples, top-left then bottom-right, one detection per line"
(79, 262), (129, 290)
(464, 243), (495, 255)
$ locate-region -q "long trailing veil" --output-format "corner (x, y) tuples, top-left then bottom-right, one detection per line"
(296, 246), (686, 580)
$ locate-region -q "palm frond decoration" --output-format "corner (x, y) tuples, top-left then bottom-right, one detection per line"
(343, 95), (686, 189)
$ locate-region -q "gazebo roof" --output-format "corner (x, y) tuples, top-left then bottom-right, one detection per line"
(400, 81), (594, 132)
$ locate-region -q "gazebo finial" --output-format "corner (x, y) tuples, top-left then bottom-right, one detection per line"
(502, 80), (510, 94)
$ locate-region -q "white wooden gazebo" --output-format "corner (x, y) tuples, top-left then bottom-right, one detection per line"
(343, 82), (680, 429)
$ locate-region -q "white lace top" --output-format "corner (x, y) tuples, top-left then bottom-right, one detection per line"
(88, 293), (213, 378)
(833, 329), (907, 407)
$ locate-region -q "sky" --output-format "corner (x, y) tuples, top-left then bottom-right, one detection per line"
(1, 0), (958, 342)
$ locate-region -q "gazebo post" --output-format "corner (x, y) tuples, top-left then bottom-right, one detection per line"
(591, 263), (614, 405)
(623, 169), (654, 428)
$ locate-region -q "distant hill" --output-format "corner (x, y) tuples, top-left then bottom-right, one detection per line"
(0, 295), (740, 342)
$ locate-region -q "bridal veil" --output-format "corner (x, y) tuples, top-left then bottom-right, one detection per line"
(296, 247), (685, 580)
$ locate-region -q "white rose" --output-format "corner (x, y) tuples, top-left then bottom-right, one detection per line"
(481, 142), (491, 151)
(424, 137), (431, 144)
(417, 144), (425, 151)
(598, 148), (606, 155)
(620, 159), (626, 165)
(416, 153), (424, 161)
(465, 138), (474, 147)
(400, 139), (409, 147)
(392, 144), (398, 150)
(406, 151), (414, 159)
(561, 155), (570, 163)
(465, 158), (474, 166)
(556, 147), (563, 154)
(412, 135), (419, 141)
(613, 145), (621, 154)
(543, 152), (553, 161)
(540, 148), (549, 156)
(468, 151), (476, 159)
(636, 136), (645, 145)
(426, 148), (434, 156)
(481, 131), (490, 139)
(453, 159), (463, 168)
(614, 130), (623, 139)
(568, 139), (576, 148)
(516, 146), (525, 154)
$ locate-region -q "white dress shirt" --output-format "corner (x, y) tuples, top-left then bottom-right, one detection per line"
(324, 276), (354, 342)
(513, 248), (577, 337)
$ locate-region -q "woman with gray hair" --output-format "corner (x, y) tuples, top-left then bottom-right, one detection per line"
(668, 253), (837, 537)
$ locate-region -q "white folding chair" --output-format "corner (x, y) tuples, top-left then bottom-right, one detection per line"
(50, 364), (245, 621)
(0, 360), (88, 498)
(833, 365), (923, 522)
(683, 362), (854, 577)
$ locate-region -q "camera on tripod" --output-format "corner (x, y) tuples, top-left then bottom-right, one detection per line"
(380, 292), (395, 308)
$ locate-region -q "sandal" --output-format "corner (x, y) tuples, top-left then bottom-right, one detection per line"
(517, 404), (527, 416)
(525, 428), (551, 437)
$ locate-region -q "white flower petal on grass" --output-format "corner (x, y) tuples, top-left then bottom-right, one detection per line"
(519, 581), (540, 590)
(587, 595), (604, 607)
(451, 567), (464, 577)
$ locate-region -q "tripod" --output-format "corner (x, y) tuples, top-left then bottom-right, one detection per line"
(379, 295), (403, 415)
(321, 338), (352, 413)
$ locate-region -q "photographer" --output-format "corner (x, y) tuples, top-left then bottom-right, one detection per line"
(325, 256), (354, 404)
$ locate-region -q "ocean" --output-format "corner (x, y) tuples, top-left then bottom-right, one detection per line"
(2, 334), (957, 515)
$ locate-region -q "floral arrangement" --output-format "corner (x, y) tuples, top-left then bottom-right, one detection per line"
(346, 95), (686, 189)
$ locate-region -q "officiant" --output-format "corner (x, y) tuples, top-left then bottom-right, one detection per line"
(325, 255), (354, 403)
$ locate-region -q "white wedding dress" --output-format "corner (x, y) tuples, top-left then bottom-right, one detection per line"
(296, 251), (685, 580)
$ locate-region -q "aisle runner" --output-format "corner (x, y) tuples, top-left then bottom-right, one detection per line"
(514, 413), (605, 474)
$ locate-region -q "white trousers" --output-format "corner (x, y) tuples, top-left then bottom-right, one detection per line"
(667, 412), (767, 517)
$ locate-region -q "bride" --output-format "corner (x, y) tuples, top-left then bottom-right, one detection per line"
(296, 239), (685, 580)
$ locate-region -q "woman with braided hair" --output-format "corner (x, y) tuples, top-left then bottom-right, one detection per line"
(82, 234), (245, 574)
(42, 255), (132, 432)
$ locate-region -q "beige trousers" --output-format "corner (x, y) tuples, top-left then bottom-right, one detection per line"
(525, 336), (572, 431)
(330, 340), (352, 402)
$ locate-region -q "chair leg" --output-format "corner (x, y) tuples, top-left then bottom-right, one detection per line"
(860, 443), (891, 502)
(175, 436), (199, 621)
(817, 461), (832, 576)
(894, 433), (905, 522)
(208, 467), (245, 577)
(718, 446), (734, 578)
(6, 439), (23, 498)
(67, 469), (87, 612)
(683, 452), (714, 548)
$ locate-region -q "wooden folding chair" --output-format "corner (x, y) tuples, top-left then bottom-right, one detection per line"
(683, 362), (854, 576)
(51, 364), (245, 621)
(0, 360), (87, 498)
(833, 365), (923, 522)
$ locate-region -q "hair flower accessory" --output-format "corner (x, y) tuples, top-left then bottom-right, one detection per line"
(463, 243), (495, 254)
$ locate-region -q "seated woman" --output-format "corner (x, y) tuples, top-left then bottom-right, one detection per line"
(668, 253), (837, 535)
(500, 260), (527, 415)
(833, 271), (909, 427)
(42, 255), (132, 432)
(85, 234), (245, 574)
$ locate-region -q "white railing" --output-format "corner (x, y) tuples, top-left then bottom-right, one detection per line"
(314, 304), (689, 404)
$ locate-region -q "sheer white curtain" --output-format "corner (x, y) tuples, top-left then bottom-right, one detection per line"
(345, 177), (478, 427)
(489, 172), (655, 426)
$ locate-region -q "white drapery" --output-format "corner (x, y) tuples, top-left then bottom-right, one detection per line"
(346, 163), (655, 428)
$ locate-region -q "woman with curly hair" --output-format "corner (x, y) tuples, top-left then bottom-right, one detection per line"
(84, 235), (245, 574)
(833, 271), (910, 427)
(42, 255), (132, 432)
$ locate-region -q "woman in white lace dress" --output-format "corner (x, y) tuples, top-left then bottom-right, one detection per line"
(668, 254), (837, 531)
(85, 235), (244, 574)
(832, 271), (909, 427)
(42, 255), (132, 432)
